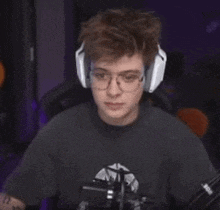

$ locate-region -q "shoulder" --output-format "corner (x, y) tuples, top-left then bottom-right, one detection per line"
(145, 105), (202, 147)
(32, 101), (93, 145)
(47, 101), (93, 126)
(147, 105), (188, 133)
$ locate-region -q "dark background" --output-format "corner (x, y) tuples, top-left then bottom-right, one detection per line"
(0, 0), (220, 147)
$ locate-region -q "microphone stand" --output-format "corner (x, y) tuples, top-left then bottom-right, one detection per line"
(119, 168), (125, 210)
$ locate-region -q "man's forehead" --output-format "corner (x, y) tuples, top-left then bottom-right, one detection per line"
(91, 62), (144, 73)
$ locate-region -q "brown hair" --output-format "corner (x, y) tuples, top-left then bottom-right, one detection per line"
(77, 7), (162, 67)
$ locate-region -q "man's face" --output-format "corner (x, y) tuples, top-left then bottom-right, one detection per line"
(90, 53), (145, 126)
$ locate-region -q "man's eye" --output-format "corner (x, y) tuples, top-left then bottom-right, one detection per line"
(123, 74), (138, 80)
(94, 73), (108, 79)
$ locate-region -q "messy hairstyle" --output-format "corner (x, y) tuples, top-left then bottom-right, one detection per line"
(77, 7), (162, 67)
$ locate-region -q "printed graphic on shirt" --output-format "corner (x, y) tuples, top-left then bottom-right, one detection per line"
(94, 163), (139, 193)
(78, 163), (141, 210)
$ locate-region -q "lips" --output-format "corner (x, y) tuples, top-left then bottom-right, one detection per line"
(105, 102), (124, 110)
(105, 103), (124, 105)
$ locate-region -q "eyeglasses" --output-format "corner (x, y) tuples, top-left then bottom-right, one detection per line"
(89, 69), (144, 92)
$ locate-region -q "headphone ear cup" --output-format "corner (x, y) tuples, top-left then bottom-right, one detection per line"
(75, 42), (90, 88)
(144, 46), (167, 93)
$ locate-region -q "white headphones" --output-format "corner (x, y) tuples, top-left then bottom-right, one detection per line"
(75, 42), (167, 93)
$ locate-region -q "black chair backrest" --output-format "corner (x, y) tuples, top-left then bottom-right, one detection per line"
(39, 80), (94, 123)
(144, 86), (173, 114)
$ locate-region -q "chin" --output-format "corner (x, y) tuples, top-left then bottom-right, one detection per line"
(105, 110), (127, 119)
(103, 105), (133, 119)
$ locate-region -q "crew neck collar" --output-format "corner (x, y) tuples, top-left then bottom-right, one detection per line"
(88, 99), (151, 139)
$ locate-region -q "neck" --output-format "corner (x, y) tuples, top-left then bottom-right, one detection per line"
(98, 105), (140, 126)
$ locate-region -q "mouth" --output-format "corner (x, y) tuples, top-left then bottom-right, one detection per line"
(105, 102), (125, 110)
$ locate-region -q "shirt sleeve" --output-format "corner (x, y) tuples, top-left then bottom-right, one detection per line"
(2, 121), (60, 206)
(168, 120), (218, 208)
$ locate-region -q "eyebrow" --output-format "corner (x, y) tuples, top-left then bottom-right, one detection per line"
(94, 68), (141, 73)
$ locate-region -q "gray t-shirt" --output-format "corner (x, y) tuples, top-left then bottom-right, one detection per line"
(2, 100), (217, 209)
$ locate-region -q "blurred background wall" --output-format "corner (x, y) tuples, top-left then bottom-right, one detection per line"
(0, 0), (220, 145)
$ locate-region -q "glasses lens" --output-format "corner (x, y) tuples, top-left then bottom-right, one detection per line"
(90, 71), (110, 90)
(90, 70), (142, 92)
(119, 74), (141, 92)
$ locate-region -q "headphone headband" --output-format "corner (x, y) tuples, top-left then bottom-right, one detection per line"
(75, 42), (167, 93)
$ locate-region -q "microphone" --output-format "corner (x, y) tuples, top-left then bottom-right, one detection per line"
(77, 168), (146, 209)
(188, 171), (220, 209)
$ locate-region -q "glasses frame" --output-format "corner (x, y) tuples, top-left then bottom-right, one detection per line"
(89, 70), (145, 92)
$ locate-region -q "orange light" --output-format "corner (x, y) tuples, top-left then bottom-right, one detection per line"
(177, 108), (209, 138)
(0, 61), (5, 88)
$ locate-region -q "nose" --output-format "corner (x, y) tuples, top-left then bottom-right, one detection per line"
(106, 76), (122, 96)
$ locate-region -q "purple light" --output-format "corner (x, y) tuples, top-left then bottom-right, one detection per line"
(39, 109), (48, 124)
(32, 99), (38, 111)
(206, 20), (220, 33)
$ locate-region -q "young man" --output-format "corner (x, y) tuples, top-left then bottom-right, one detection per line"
(0, 7), (218, 210)
(90, 53), (144, 127)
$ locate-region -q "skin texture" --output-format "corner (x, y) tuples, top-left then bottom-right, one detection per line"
(0, 193), (26, 210)
(90, 53), (145, 126)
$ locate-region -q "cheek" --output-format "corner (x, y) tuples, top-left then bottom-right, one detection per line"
(91, 87), (144, 107)
(128, 87), (144, 104)
(91, 88), (105, 105)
